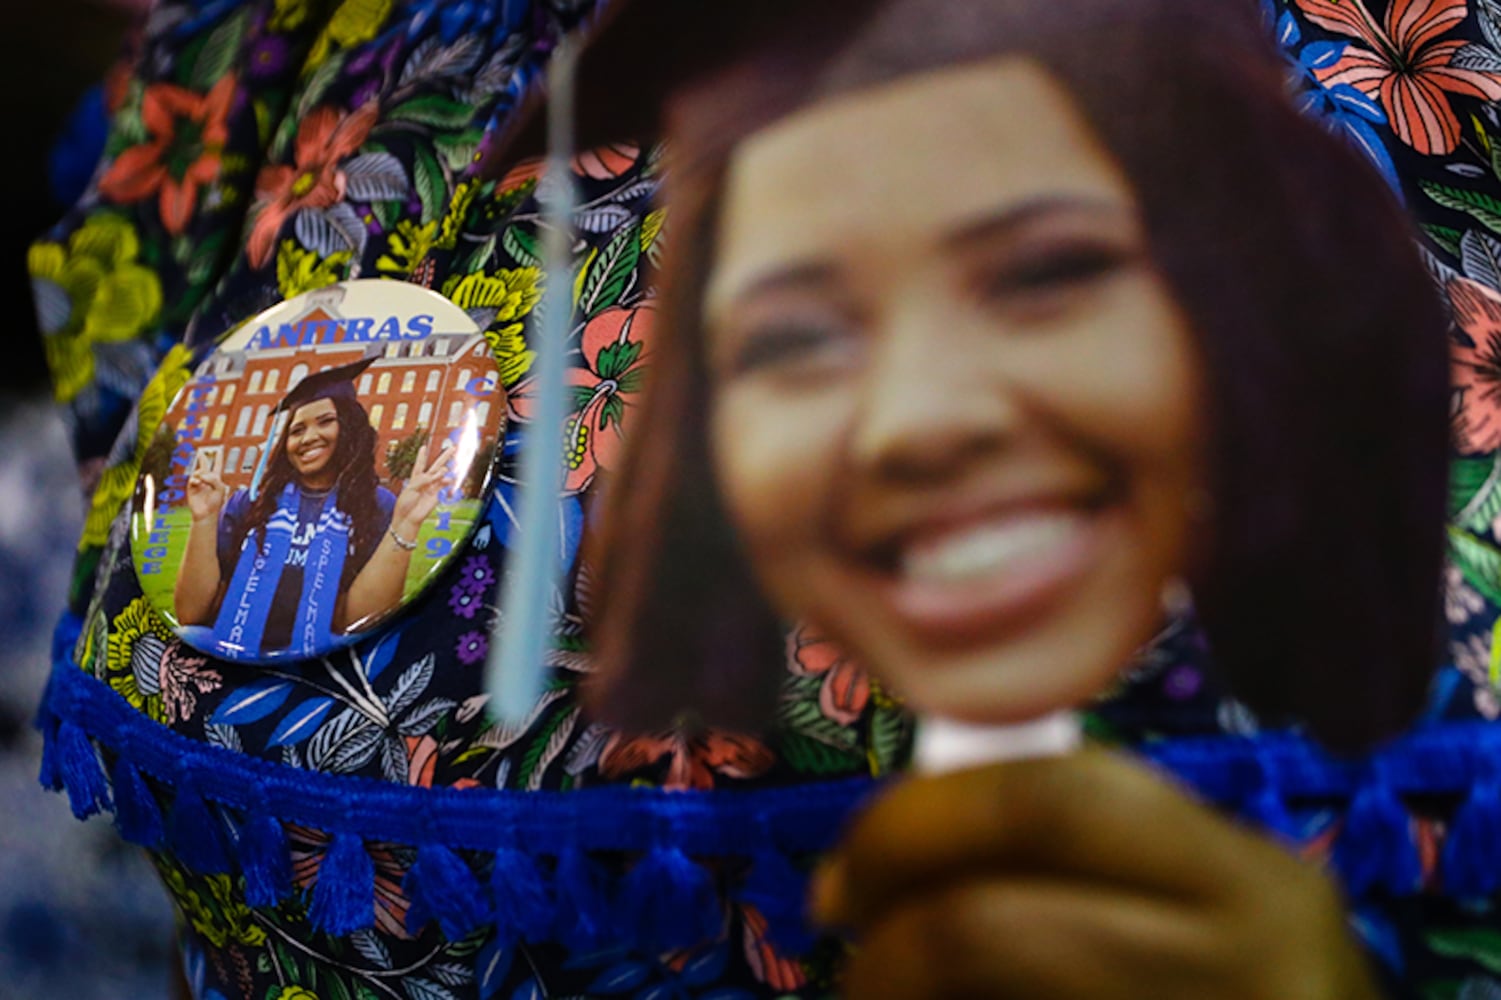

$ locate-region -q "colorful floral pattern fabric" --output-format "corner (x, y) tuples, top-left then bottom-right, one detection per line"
(26, 0), (1501, 997)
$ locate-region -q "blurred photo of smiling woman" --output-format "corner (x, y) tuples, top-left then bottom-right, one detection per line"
(173, 358), (454, 658)
(584, 0), (1457, 994)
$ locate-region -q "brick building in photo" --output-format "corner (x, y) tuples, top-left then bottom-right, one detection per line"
(177, 306), (503, 495)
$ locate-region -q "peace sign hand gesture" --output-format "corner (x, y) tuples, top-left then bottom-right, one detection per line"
(186, 453), (229, 524)
(393, 439), (455, 541)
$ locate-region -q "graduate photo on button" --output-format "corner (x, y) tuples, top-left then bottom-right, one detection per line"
(130, 281), (510, 662)
(174, 357), (459, 659)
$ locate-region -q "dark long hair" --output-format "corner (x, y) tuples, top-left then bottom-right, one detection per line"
(588, 0), (1452, 752)
(237, 392), (382, 555)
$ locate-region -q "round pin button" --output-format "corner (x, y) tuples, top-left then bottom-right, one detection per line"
(130, 280), (507, 663)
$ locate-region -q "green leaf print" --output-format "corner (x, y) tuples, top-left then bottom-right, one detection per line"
(868, 706), (911, 777)
(387, 95), (474, 131)
(295, 53), (349, 128)
(324, 971), (354, 1000)
(413, 146), (446, 225)
(1426, 225), (1465, 258)
(1420, 981), (1463, 1000)
(577, 223), (641, 318)
(596, 340), (642, 380)
(1422, 182), (1501, 237)
(502, 226), (542, 268)
(373, 198), (402, 233)
(435, 128), (486, 173)
(273, 940), (300, 982)
(1427, 928), (1501, 974)
(516, 705), (571, 788)
(192, 8), (250, 89)
(1449, 526), (1501, 605)
(779, 695), (859, 752)
(1453, 454), (1501, 532)
(780, 730), (866, 775)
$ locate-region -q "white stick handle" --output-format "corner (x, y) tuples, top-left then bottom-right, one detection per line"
(913, 712), (1081, 774)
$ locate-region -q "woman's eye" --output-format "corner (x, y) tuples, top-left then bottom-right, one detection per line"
(724, 322), (856, 378)
(983, 244), (1129, 300)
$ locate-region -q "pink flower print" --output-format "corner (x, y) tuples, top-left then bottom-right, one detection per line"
(405, 735), (438, 787)
(511, 304), (654, 493)
(157, 642), (222, 724)
(245, 102), (379, 267)
(1450, 278), (1501, 454)
(598, 728), (775, 792)
(97, 75), (236, 234)
(786, 626), (871, 727)
(741, 904), (808, 990)
(1295, 0), (1501, 155)
(574, 142), (641, 180)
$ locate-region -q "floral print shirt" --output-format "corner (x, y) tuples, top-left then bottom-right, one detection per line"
(26, 0), (1501, 998)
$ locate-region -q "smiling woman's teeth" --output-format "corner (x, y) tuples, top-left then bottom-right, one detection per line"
(901, 513), (1083, 585)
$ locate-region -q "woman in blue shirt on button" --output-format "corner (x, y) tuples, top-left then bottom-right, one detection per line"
(174, 359), (453, 658)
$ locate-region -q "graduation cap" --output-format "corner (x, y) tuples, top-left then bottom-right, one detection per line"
(481, 0), (1255, 177)
(480, 0), (883, 173)
(277, 356), (376, 413)
(248, 356), (376, 499)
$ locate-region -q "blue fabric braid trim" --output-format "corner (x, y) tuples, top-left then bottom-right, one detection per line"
(37, 613), (1501, 946)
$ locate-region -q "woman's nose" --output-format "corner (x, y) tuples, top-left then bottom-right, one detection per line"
(847, 311), (1020, 484)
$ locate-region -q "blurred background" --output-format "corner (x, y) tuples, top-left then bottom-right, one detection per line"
(1, 0), (178, 995)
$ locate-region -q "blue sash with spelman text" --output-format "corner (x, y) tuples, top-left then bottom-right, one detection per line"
(212, 484), (350, 658)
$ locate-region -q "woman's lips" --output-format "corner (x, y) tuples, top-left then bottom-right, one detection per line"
(868, 506), (1102, 648)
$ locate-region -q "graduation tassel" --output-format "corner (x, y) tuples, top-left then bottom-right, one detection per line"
(239, 811), (292, 909)
(308, 832), (375, 936)
(552, 847), (616, 952)
(738, 847), (817, 953)
(168, 780), (232, 874)
(55, 720), (111, 820)
(486, 33), (580, 724)
(404, 843), (488, 940)
(618, 843), (722, 955)
(489, 844), (554, 946)
(1334, 767), (1421, 897)
(109, 757), (164, 847)
(1443, 774), (1501, 899)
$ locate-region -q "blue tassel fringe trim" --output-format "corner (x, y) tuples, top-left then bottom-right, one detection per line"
(35, 615), (1501, 951)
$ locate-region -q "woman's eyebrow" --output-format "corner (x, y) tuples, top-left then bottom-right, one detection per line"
(942, 194), (1134, 250)
(732, 261), (836, 299)
(708, 261), (839, 324)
